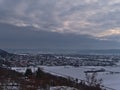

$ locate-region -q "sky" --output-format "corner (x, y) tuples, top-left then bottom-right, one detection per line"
(0, 0), (120, 50)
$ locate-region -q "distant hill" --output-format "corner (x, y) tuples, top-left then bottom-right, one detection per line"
(0, 49), (13, 58)
(6, 48), (120, 55)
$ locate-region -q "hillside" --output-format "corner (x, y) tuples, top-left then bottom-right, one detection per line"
(0, 49), (13, 58)
(0, 67), (102, 90)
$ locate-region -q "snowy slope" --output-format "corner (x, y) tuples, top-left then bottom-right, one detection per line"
(12, 66), (120, 90)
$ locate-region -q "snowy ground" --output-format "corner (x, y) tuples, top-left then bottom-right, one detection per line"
(50, 86), (78, 90)
(12, 66), (120, 90)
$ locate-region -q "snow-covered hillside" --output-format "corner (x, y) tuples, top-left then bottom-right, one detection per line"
(12, 66), (120, 90)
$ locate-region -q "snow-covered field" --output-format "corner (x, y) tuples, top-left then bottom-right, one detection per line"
(12, 66), (120, 90)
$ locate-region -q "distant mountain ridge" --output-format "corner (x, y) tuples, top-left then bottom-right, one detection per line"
(5, 48), (120, 55)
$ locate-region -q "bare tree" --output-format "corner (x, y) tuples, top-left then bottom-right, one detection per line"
(85, 72), (102, 87)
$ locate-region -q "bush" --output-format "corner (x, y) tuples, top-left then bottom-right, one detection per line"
(36, 67), (44, 78)
(24, 68), (33, 77)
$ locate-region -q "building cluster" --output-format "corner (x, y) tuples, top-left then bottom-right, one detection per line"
(0, 54), (119, 67)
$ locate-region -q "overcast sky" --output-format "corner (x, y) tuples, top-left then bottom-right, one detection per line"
(0, 0), (120, 49)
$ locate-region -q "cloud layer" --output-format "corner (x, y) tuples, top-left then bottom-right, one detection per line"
(1, 23), (120, 49)
(0, 0), (120, 41)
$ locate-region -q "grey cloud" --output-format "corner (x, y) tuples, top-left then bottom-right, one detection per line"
(0, 0), (120, 41)
(0, 23), (120, 49)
